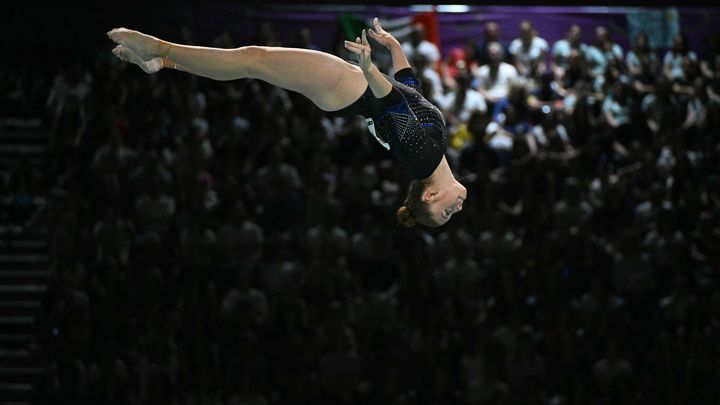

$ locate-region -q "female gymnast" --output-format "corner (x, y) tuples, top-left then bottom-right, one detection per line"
(107, 17), (466, 227)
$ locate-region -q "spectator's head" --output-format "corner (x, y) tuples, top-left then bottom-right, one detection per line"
(297, 27), (314, 49)
(253, 22), (278, 46)
(508, 80), (528, 107)
(633, 31), (650, 53)
(446, 47), (468, 77)
(397, 178), (467, 228)
(411, 23), (427, 47)
(672, 32), (690, 54)
(595, 26), (609, 45)
(485, 21), (500, 41)
(487, 41), (505, 65)
(467, 109), (488, 137)
(567, 24), (582, 46)
(638, 53), (654, 75)
(605, 58), (622, 81)
(519, 20), (534, 45)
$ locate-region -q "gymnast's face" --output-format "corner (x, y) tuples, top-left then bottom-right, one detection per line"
(425, 181), (467, 226)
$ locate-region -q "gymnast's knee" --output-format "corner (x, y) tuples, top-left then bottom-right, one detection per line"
(234, 45), (266, 78)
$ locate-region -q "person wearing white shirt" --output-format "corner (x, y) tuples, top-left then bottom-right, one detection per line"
(411, 53), (444, 99)
(474, 42), (519, 104)
(585, 26), (623, 78)
(509, 20), (549, 79)
(402, 23), (441, 65)
(552, 24), (587, 77)
(437, 73), (487, 124)
(663, 32), (698, 80)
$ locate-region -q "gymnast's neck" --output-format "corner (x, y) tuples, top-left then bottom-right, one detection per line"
(425, 155), (456, 185)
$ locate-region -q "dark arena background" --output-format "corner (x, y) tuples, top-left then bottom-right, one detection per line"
(1, 3), (720, 404)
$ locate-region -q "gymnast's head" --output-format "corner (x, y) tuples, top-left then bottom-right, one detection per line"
(397, 178), (467, 228)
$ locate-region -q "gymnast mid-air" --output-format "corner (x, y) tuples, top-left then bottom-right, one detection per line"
(108, 17), (466, 227)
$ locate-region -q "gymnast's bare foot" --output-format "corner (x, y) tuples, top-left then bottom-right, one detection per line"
(112, 45), (163, 73)
(107, 28), (170, 62)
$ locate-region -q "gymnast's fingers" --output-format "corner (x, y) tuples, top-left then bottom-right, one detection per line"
(361, 29), (369, 46)
(344, 41), (359, 53)
(373, 18), (384, 33)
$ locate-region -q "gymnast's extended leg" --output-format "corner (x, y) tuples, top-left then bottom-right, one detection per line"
(108, 28), (368, 111)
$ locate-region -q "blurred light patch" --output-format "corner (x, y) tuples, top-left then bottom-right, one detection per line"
(410, 5), (470, 13)
(437, 5), (470, 13)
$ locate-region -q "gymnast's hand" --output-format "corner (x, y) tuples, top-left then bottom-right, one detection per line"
(344, 29), (374, 72)
(367, 17), (400, 50)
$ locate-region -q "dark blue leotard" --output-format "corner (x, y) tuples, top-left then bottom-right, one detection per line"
(328, 67), (447, 180)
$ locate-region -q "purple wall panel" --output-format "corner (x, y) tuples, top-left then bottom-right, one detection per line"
(189, 5), (720, 58)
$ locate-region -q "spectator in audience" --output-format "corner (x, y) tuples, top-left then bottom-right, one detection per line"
(602, 82), (634, 148)
(557, 48), (591, 96)
(552, 24), (587, 77)
(641, 77), (683, 135)
(509, 20), (550, 81)
(663, 32), (697, 81)
(594, 58), (629, 103)
(672, 57), (702, 101)
(485, 102), (533, 163)
(402, 22), (441, 67)
(411, 53), (444, 100)
(531, 110), (575, 158)
(437, 72), (487, 130)
(682, 77), (715, 131)
(586, 26), (624, 79)
(474, 42), (520, 105)
(475, 20), (511, 66)
(295, 27), (320, 51)
(440, 44), (478, 91)
(528, 71), (565, 110)
(630, 52), (659, 97)
(626, 31), (657, 78)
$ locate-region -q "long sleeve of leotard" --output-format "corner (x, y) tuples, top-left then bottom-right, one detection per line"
(394, 68), (422, 94)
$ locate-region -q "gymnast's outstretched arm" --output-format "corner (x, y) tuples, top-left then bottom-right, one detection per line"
(343, 29), (392, 98)
(367, 17), (411, 73)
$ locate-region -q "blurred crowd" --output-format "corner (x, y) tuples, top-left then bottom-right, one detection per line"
(2, 14), (720, 405)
